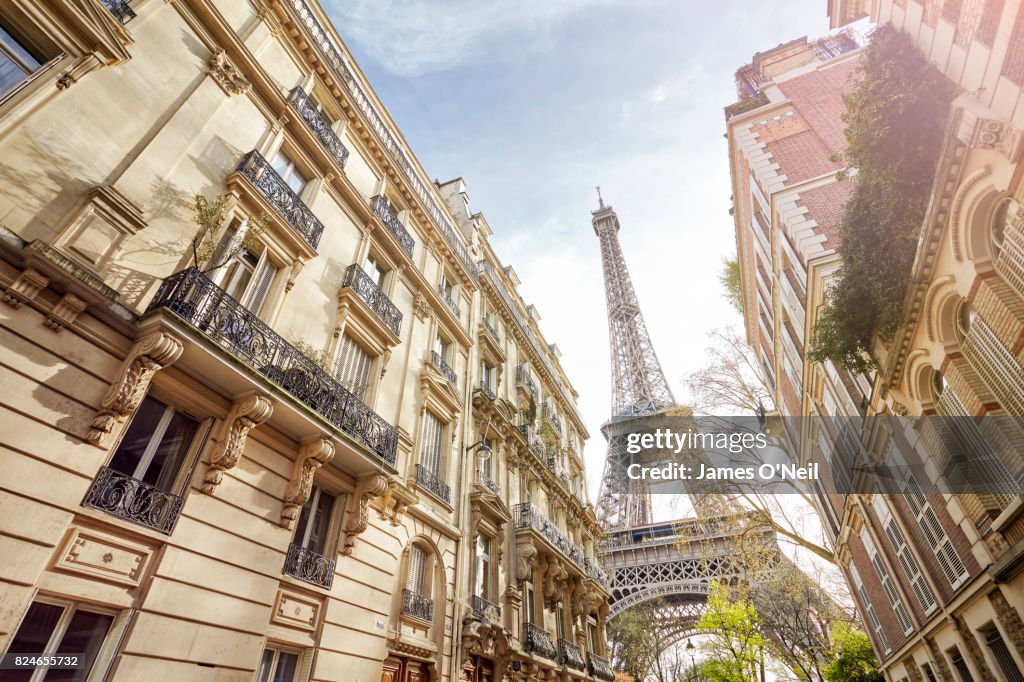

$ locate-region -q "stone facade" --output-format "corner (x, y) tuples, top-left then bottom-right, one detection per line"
(0, 1), (609, 681)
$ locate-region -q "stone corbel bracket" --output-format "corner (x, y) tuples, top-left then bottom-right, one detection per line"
(378, 479), (418, 526)
(86, 331), (184, 447)
(341, 473), (389, 555)
(208, 48), (251, 96)
(280, 437), (335, 528)
(202, 393), (274, 494)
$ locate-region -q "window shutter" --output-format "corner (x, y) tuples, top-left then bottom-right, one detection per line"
(242, 255), (278, 314)
(407, 546), (426, 594)
(875, 495), (937, 613)
(419, 413), (443, 475)
(849, 564), (889, 653)
(335, 336), (371, 399)
(862, 529), (913, 634)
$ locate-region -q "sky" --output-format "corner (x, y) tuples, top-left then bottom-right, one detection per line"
(322, 0), (833, 504)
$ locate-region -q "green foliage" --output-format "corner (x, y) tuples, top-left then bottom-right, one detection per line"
(191, 193), (269, 273)
(696, 582), (765, 682)
(823, 625), (883, 682)
(809, 25), (956, 372)
(292, 341), (332, 371)
(719, 257), (743, 314)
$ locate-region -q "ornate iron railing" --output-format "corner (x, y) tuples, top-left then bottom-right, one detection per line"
(430, 351), (457, 386)
(283, 542), (335, 589)
(588, 653), (615, 681)
(82, 467), (183, 534)
(416, 464), (451, 505)
(583, 557), (608, 586)
(370, 195), (415, 258)
(547, 456), (572, 491)
(478, 380), (496, 401)
(478, 470), (500, 495)
(519, 425), (546, 459)
(282, 0), (475, 279)
(513, 503), (610, 587)
(341, 263), (402, 335)
(288, 87), (350, 169)
(471, 595), (501, 620)
(542, 403), (562, 435)
(483, 318), (500, 342)
(515, 364), (538, 400)
(523, 623), (557, 660)
(147, 268), (399, 464)
(558, 639), (585, 671)
(102, 0), (136, 23)
(402, 589), (434, 621)
(438, 284), (461, 319)
(237, 150), (324, 250)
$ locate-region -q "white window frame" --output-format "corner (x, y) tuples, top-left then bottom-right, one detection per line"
(872, 494), (937, 615)
(849, 564), (890, 654)
(256, 643), (306, 682)
(861, 528), (913, 635)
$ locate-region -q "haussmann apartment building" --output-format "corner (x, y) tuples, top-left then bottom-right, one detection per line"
(0, 0), (615, 681)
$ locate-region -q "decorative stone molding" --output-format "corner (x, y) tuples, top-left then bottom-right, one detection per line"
(208, 49), (251, 96)
(972, 118), (1024, 162)
(44, 293), (88, 331)
(989, 587), (1024, 662)
(54, 527), (151, 587)
(280, 437), (335, 528)
(202, 393), (274, 494)
(341, 473), (389, 555)
(378, 479), (418, 526)
(516, 543), (538, 582)
(460, 613), (510, 666)
(951, 613), (997, 682)
(1, 267), (49, 307)
(87, 332), (184, 447)
(271, 589), (321, 631)
(413, 292), (433, 322)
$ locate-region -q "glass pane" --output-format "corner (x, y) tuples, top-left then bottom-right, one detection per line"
(145, 409), (200, 490)
(255, 649), (275, 682)
(0, 51), (27, 99)
(108, 396), (166, 478)
(221, 251), (257, 301)
(44, 609), (114, 682)
(273, 652), (299, 682)
(7, 602), (64, 682)
(305, 490), (335, 554)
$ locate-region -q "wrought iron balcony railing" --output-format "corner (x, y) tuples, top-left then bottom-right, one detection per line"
(558, 639), (585, 671)
(519, 425), (545, 459)
(283, 542), (335, 589)
(430, 351), (457, 386)
(478, 470), (500, 495)
(471, 595), (501, 620)
(478, 380), (496, 401)
(515, 364), (538, 400)
(370, 195), (415, 258)
(513, 503), (610, 587)
(147, 268), (399, 464)
(523, 623), (557, 660)
(341, 263), (402, 336)
(583, 557), (608, 586)
(82, 467), (183, 534)
(587, 653), (615, 681)
(237, 150), (324, 251)
(483, 318), (500, 343)
(547, 456), (572, 491)
(402, 589), (434, 622)
(438, 285), (460, 320)
(288, 87), (350, 170)
(102, 0), (136, 23)
(542, 403), (562, 435)
(416, 464), (451, 505)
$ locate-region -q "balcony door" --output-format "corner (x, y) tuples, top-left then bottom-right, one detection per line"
(293, 485), (335, 556)
(108, 395), (199, 491)
(209, 222), (278, 316)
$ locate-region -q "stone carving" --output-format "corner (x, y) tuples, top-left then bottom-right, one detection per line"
(378, 480), (418, 526)
(1, 267), (49, 307)
(951, 613), (997, 681)
(202, 393), (274, 494)
(208, 49), (251, 96)
(413, 292), (433, 322)
(280, 438), (335, 528)
(341, 473), (389, 555)
(540, 555), (568, 603)
(44, 293), (88, 331)
(86, 332), (184, 447)
(516, 543), (538, 582)
(972, 118), (1024, 162)
(461, 612), (510, 665)
(990, 588), (1024, 662)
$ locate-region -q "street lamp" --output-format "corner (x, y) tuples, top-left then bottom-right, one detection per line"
(465, 420), (496, 460)
(686, 639), (696, 679)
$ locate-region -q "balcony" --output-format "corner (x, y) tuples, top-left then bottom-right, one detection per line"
(471, 595), (501, 621)
(438, 284), (461, 320)
(587, 653), (615, 681)
(519, 425), (545, 459)
(416, 464), (451, 506)
(478, 469), (500, 495)
(288, 87), (349, 170)
(402, 589), (434, 622)
(82, 467), (183, 534)
(102, 0), (136, 23)
(483, 317), (500, 343)
(477, 379), (496, 401)
(237, 150), (324, 251)
(523, 623), (557, 660)
(147, 268), (399, 465)
(430, 351), (457, 386)
(341, 263), (402, 336)
(515, 364), (538, 401)
(542, 403), (562, 436)
(370, 195), (415, 258)
(547, 456), (572, 491)
(283, 542), (335, 589)
(558, 639), (585, 671)
(513, 503), (610, 588)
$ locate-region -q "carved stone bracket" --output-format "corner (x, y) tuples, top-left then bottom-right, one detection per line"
(44, 293), (88, 332)
(413, 292), (433, 322)
(208, 48), (251, 96)
(202, 393), (274, 494)
(280, 437), (335, 528)
(516, 542), (538, 582)
(341, 473), (389, 555)
(378, 479), (418, 526)
(972, 117), (1024, 162)
(86, 332), (184, 447)
(461, 613), (511, 666)
(1, 267), (49, 308)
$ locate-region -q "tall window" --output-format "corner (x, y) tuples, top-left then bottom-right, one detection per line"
(406, 545), (427, 596)
(849, 564), (889, 654)
(481, 361), (496, 393)
(271, 150), (309, 194)
(108, 395), (199, 491)
(256, 646), (300, 682)
(419, 412), (444, 477)
(949, 647), (974, 682)
(872, 494), (936, 614)
(0, 18), (45, 100)
(860, 529), (913, 634)
(210, 221), (278, 315)
(434, 336), (451, 364)
(479, 437), (493, 482)
(524, 584), (536, 624)
(334, 335), (371, 399)
(474, 535), (491, 600)
(293, 485), (335, 557)
(5, 599), (116, 682)
(364, 254), (386, 288)
(984, 627), (1024, 682)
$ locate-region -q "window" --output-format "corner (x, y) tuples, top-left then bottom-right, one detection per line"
(922, 663), (937, 682)
(256, 646), (300, 682)
(849, 564), (889, 653)
(478, 437), (494, 481)
(0, 18), (45, 100)
(210, 221), (279, 315)
(439, 273), (454, 299)
(418, 412), (445, 479)
(293, 485), (336, 556)
(524, 584), (536, 624)
(861, 529), (913, 634)
(985, 628), (1024, 682)
(556, 604), (566, 639)
(407, 545), (427, 595)
(434, 336), (451, 364)
(949, 647), (974, 682)
(108, 395), (199, 491)
(334, 334), (372, 399)
(271, 150), (309, 195)
(364, 254), (386, 288)
(5, 599), (116, 682)
(872, 494), (936, 614)
(474, 535), (491, 600)
(481, 361), (496, 393)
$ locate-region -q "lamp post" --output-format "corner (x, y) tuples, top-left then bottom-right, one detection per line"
(686, 639), (696, 679)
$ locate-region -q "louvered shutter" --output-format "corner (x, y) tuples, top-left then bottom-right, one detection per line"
(406, 545), (426, 594)
(874, 495), (937, 613)
(335, 336), (372, 398)
(210, 219), (252, 274)
(849, 564), (889, 653)
(419, 413), (443, 476)
(862, 530), (913, 634)
(242, 254), (278, 314)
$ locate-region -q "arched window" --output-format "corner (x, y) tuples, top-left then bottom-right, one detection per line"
(401, 542), (436, 624)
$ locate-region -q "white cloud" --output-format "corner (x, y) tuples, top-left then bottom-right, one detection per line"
(324, 0), (640, 76)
